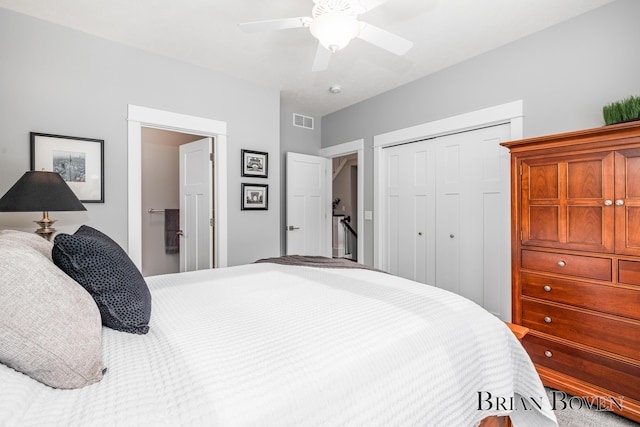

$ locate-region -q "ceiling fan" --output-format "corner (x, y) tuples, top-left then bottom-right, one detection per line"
(239, 0), (413, 71)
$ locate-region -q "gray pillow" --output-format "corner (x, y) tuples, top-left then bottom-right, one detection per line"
(52, 225), (152, 334)
(0, 229), (53, 259)
(0, 239), (104, 389)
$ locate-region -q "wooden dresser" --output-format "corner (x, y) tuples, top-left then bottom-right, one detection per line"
(502, 122), (640, 422)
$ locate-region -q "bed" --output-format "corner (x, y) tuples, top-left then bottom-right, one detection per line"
(0, 229), (557, 427)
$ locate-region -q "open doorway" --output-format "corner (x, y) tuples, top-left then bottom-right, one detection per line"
(319, 139), (364, 264)
(331, 153), (358, 261)
(127, 104), (228, 273)
(141, 128), (211, 276)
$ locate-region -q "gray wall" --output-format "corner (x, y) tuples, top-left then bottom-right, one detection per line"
(279, 106), (322, 254)
(321, 0), (640, 266)
(0, 8), (281, 266)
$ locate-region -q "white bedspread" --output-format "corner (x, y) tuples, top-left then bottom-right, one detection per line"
(0, 263), (557, 427)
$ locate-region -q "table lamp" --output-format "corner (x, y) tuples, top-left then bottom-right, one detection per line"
(0, 171), (86, 240)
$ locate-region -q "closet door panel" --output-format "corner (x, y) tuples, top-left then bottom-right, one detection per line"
(383, 141), (434, 282)
(436, 193), (460, 294)
(386, 194), (401, 276)
(414, 195), (428, 284)
(436, 140), (461, 295)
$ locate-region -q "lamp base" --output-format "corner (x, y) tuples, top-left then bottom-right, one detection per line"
(34, 211), (56, 241)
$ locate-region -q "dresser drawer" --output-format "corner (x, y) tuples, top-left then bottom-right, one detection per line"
(523, 334), (640, 401)
(521, 273), (640, 321)
(619, 260), (640, 287)
(521, 299), (640, 360)
(521, 249), (611, 281)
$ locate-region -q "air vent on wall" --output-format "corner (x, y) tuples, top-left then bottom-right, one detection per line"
(293, 113), (314, 130)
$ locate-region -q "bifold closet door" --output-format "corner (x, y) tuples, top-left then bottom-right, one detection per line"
(434, 126), (510, 308)
(382, 124), (510, 315)
(383, 140), (436, 284)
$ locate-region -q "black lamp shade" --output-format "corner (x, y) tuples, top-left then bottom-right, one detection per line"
(0, 171), (86, 212)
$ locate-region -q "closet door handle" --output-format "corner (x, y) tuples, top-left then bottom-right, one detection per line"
(604, 200), (613, 206)
(615, 199), (625, 206)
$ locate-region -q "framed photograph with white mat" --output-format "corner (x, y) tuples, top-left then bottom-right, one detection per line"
(30, 132), (104, 203)
(241, 183), (268, 210)
(241, 149), (268, 178)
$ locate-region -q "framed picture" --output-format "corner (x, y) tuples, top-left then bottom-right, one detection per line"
(241, 149), (268, 178)
(241, 183), (268, 210)
(30, 132), (104, 203)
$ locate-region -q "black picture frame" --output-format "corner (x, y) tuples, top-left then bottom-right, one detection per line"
(241, 183), (268, 210)
(241, 149), (268, 178)
(30, 132), (105, 203)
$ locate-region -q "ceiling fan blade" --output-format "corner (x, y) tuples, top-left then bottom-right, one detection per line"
(239, 17), (312, 33)
(358, 0), (391, 13)
(357, 23), (413, 56)
(312, 42), (332, 72)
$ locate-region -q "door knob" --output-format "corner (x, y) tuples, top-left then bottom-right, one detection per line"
(176, 230), (184, 236)
(615, 199), (625, 206)
(604, 200), (613, 206)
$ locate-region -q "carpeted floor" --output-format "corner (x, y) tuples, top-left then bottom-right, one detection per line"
(545, 388), (639, 426)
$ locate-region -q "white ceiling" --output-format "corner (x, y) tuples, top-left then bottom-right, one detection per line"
(0, 0), (616, 117)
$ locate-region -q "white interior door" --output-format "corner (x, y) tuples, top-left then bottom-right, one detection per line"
(286, 152), (331, 257)
(382, 124), (510, 316)
(383, 140), (436, 283)
(179, 137), (212, 272)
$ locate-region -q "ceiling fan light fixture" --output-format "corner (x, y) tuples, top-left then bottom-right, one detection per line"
(310, 11), (360, 52)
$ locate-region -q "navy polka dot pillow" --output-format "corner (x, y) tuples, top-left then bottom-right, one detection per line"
(53, 225), (151, 334)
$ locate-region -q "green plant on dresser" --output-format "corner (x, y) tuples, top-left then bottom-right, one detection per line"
(603, 95), (640, 125)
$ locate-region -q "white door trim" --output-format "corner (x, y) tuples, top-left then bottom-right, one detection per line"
(373, 100), (523, 320)
(127, 104), (228, 270)
(319, 139), (364, 264)
(373, 100), (524, 148)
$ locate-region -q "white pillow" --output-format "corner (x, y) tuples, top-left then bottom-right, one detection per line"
(0, 229), (53, 260)
(0, 239), (104, 389)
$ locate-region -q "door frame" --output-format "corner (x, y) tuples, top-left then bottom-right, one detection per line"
(373, 101), (523, 319)
(127, 105), (228, 270)
(319, 139), (364, 263)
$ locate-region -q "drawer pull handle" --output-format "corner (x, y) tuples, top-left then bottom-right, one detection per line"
(543, 285), (552, 292)
(557, 261), (566, 267)
(544, 316), (552, 323)
(545, 351), (553, 358)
